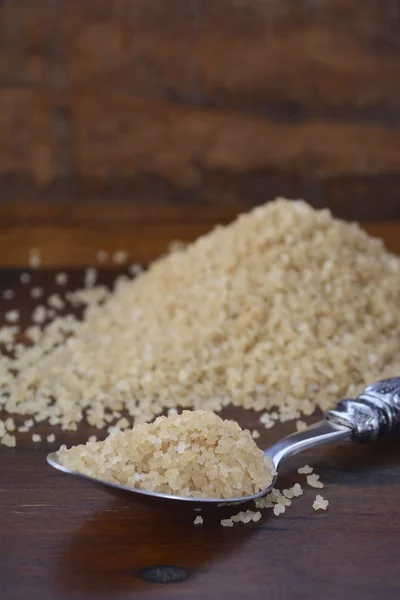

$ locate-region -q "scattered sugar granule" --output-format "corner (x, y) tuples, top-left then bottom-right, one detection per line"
(84, 267), (98, 289)
(251, 429), (260, 439)
(282, 488), (294, 499)
(129, 263), (143, 277)
(307, 474), (324, 489)
(24, 419), (34, 429)
(29, 249), (41, 268)
(55, 272), (68, 285)
(96, 250), (109, 263)
(1, 434), (16, 448)
(25, 325), (42, 343)
(312, 494), (329, 511)
(47, 294), (65, 310)
(231, 510), (255, 524)
(241, 511), (255, 524)
(113, 250), (129, 264)
(2, 289), (14, 300)
(221, 518), (234, 527)
(273, 503), (286, 516)
(296, 420), (307, 431)
(231, 511), (244, 523)
(88, 435), (97, 443)
(167, 408), (178, 415)
(32, 434), (42, 443)
(5, 310), (19, 323)
(252, 511), (262, 522)
(5, 417), (15, 432)
(66, 286), (109, 307)
(168, 240), (187, 254)
(194, 515), (204, 525)
(292, 483), (303, 497)
(0, 326), (18, 343)
(260, 412), (276, 429)
(268, 488), (282, 502)
(271, 491), (291, 507)
(32, 305), (47, 324)
(298, 465), (313, 474)
(113, 275), (129, 292)
(47, 434), (56, 443)
(18, 426), (28, 433)
(254, 495), (274, 509)
(116, 417), (130, 430)
(107, 425), (121, 436)
(278, 405), (301, 423)
(20, 272), (31, 284)
(30, 287), (43, 299)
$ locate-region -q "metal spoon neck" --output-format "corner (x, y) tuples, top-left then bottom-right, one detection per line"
(263, 419), (350, 470)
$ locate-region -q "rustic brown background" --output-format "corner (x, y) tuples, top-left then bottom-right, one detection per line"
(0, 0), (399, 221)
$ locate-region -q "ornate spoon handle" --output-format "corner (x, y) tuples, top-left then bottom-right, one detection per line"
(326, 377), (400, 441)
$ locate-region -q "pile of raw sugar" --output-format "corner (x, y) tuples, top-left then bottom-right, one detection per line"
(2, 198), (400, 441)
(56, 410), (273, 499)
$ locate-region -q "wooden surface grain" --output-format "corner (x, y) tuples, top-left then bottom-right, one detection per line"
(0, 201), (399, 267)
(0, 0), (399, 216)
(1, 221), (400, 599)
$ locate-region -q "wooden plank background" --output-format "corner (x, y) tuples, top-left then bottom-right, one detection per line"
(0, 201), (398, 267)
(0, 0), (399, 219)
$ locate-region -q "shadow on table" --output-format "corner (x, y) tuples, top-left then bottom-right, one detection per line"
(55, 497), (268, 597)
(313, 436), (400, 479)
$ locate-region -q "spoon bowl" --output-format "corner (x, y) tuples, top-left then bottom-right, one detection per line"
(47, 378), (400, 509)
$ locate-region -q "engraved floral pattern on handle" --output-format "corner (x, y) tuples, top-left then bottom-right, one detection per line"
(327, 377), (400, 441)
(363, 377), (400, 407)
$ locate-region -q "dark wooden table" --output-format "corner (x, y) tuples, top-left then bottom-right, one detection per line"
(1, 220), (400, 600)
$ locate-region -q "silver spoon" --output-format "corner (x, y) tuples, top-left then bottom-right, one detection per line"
(47, 377), (400, 508)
